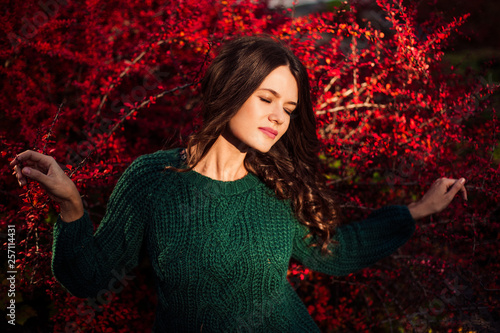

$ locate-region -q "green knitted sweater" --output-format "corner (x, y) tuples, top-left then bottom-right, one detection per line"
(51, 147), (416, 332)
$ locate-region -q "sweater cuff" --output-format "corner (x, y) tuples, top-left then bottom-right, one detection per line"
(53, 210), (93, 255)
(365, 204), (416, 242)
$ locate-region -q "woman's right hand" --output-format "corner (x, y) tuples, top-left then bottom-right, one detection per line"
(10, 150), (84, 222)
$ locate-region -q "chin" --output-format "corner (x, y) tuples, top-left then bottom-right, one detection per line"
(233, 139), (275, 154)
(253, 143), (274, 154)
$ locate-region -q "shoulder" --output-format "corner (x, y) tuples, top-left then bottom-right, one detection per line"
(109, 148), (185, 200)
(130, 147), (182, 169)
(121, 148), (184, 181)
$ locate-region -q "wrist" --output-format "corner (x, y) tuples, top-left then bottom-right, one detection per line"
(407, 201), (426, 220)
(59, 196), (84, 223)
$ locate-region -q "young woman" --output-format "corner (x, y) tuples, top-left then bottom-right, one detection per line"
(11, 36), (467, 332)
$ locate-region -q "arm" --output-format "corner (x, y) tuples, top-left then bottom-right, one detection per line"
(291, 205), (416, 276)
(291, 176), (468, 276)
(50, 155), (152, 298)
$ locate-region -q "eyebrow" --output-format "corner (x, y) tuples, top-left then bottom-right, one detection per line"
(258, 88), (297, 106)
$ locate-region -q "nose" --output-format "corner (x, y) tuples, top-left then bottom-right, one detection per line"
(269, 103), (286, 125)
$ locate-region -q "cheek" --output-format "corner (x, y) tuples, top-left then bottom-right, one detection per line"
(228, 113), (250, 138)
(232, 105), (256, 127)
(276, 123), (290, 142)
(282, 120), (291, 134)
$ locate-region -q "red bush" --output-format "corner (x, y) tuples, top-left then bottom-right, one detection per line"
(1, 0), (498, 331)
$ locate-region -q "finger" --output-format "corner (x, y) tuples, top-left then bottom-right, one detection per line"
(21, 166), (50, 186)
(16, 159), (40, 168)
(16, 150), (53, 168)
(9, 156), (19, 167)
(13, 165), (25, 185)
(9, 155), (26, 167)
(12, 166), (24, 187)
(13, 165), (26, 186)
(445, 178), (466, 199)
(461, 183), (468, 201)
(433, 177), (455, 193)
(13, 164), (20, 177)
(437, 177), (461, 191)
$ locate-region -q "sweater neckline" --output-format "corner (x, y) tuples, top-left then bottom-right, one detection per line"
(174, 147), (261, 196)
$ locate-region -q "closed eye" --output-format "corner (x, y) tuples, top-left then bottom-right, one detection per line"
(260, 97), (293, 116)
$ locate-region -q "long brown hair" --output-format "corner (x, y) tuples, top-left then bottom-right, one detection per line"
(165, 35), (343, 254)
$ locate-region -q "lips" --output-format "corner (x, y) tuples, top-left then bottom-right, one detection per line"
(259, 127), (278, 139)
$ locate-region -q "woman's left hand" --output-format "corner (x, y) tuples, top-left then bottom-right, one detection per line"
(408, 177), (467, 220)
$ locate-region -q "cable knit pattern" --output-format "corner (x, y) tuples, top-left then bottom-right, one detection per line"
(51, 147), (416, 332)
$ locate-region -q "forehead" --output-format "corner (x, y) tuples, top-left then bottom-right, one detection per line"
(258, 66), (298, 101)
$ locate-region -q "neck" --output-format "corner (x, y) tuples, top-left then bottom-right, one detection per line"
(189, 133), (249, 182)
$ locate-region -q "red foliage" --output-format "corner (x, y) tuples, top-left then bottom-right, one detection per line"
(1, 0), (498, 331)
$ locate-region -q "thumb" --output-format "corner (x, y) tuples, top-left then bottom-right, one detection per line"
(22, 167), (50, 186)
(446, 178), (466, 199)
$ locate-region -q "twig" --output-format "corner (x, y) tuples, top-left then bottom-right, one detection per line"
(291, 1), (297, 25)
(29, 226), (41, 285)
(343, 106), (373, 140)
(108, 83), (194, 134)
(322, 76), (339, 94)
(316, 102), (388, 115)
(96, 40), (167, 117)
(318, 82), (369, 110)
(72, 40), (213, 178)
(338, 203), (376, 211)
(69, 82), (195, 178)
(23, 102), (62, 209)
(42, 101), (65, 154)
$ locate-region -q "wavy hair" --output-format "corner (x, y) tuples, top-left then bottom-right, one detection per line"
(165, 35), (343, 254)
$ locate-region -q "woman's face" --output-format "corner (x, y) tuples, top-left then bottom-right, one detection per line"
(225, 65), (298, 153)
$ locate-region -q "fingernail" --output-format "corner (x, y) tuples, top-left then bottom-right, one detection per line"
(22, 167), (30, 175)
(460, 178), (465, 184)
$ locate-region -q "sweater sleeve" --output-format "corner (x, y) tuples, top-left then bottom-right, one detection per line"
(291, 205), (416, 276)
(51, 155), (153, 298)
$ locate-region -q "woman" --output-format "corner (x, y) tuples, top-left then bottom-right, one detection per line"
(10, 36), (467, 332)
